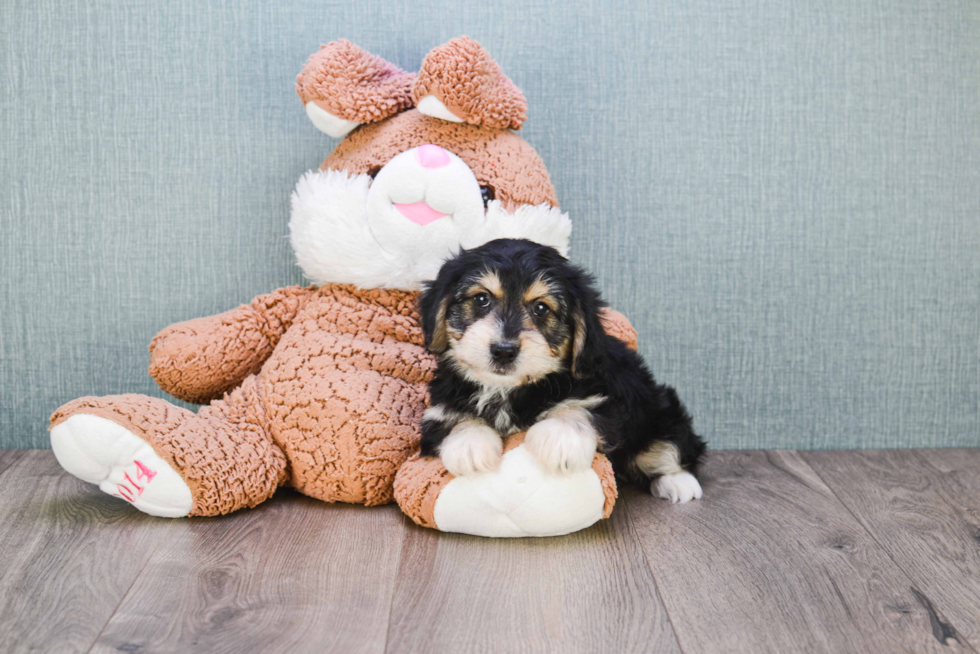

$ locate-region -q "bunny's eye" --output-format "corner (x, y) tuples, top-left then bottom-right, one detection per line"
(480, 185), (495, 208)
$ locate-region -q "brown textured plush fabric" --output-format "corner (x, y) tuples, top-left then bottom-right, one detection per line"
(295, 40), (415, 124)
(412, 36), (527, 130)
(53, 285), (430, 514)
(52, 281), (636, 516)
(592, 447), (618, 520)
(50, 380), (288, 517)
(393, 432), (619, 529)
(391, 450), (454, 529)
(259, 286), (433, 505)
(323, 110), (558, 208)
(149, 286), (314, 405)
(600, 308), (638, 352)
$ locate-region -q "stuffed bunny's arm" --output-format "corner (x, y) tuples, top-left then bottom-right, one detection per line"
(149, 286), (315, 404)
(600, 308), (638, 351)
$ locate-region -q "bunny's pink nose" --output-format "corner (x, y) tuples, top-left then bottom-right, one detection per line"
(416, 144), (451, 169)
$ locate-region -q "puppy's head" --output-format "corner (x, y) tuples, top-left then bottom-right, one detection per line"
(420, 238), (607, 387)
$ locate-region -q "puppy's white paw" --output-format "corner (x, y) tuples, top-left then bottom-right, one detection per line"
(440, 422), (503, 476)
(654, 471), (703, 504)
(525, 416), (598, 473)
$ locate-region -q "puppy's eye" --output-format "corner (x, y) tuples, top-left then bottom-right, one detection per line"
(480, 185), (495, 208)
(474, 292), (491, 308)
(532, 301), (550, 317)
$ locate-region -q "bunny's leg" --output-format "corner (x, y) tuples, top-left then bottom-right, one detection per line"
(49, 376), (287, 517)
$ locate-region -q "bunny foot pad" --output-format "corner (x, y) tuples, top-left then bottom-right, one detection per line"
(394, 433), (618, 538)
(50, 414), (193, 517)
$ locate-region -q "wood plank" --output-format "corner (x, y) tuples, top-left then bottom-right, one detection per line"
(0, 448), (28, 477)
(92, 490), (408, 654)
(625, 450), (975, 654)
(804, 448), (980, 648)
(386, 499), (681, 654)
(0, 451), (174, 654)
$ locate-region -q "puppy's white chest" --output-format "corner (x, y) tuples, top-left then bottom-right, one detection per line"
(472, 387), (518, 435)
(491, 408), (517, 435)
(486, 402), (517, 435)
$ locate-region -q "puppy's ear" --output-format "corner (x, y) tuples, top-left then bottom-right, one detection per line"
(567, 267), (608, 378)
(419, 255), (464, 353)
(420, 286), (451, 353)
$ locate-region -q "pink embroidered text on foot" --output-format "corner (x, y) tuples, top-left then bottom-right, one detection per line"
(113, 460), (157, 502)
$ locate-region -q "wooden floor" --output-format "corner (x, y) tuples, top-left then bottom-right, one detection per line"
(1, 449), (978, 653)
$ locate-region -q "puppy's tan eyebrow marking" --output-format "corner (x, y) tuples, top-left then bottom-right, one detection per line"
(523, 279), (557, 310)
(524, 278), (551, 302)
(474, 271), (503, 298)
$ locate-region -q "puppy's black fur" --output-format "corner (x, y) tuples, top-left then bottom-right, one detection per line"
(419, 238), (706, 489)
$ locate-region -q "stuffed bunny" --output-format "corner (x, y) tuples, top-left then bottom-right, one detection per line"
(49, 38), (635, 536)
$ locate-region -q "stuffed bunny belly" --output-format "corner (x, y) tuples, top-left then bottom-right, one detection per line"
(258, 287), (433, 506)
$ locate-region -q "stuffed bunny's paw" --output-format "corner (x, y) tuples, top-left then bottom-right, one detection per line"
(51, 414), (193, 517)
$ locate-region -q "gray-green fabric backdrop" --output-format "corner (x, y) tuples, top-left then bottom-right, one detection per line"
(1, 0), (978, 449)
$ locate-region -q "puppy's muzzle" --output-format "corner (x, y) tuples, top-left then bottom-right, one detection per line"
(489, 341), (520, 366)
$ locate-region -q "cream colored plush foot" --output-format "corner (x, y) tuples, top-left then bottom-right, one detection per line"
(432, 443), (609, 537)
(50, 414), (193, 517)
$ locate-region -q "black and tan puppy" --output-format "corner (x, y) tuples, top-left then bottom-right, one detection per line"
(419, 238), (706, 503)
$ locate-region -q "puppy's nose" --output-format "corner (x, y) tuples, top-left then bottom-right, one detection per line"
(490, 341), (520, 365)
(416, 144), (451, 169)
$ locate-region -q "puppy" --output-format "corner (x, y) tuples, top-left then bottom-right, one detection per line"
(418, 238), (707, 503)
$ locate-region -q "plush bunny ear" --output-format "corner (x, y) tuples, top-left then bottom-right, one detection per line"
(412, 37), (527, 130)
(296, 40), (416, 138)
